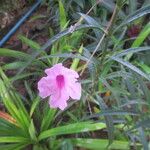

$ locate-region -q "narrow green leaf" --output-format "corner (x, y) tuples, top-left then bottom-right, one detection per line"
(39, 53), (89, 62)
(79, 13), (103, 37)
(0, 137), (29, 143)
(11, 73), (39, 82)
(71, 138), (129, 150)
(28, 120), (37, 142)
(88, 110), (138, 119)
(113, 47), (150, 57)
(125, 4), (150, 24)
(132, 22), (150, 47)
(111, 57), (150, 81)
(39, 122), (106, 140)
(125, 23), (150, 60)
(0, 143), (29, 150)
(61, 139), (73, 150)
(99, 61), (113, 91)
(30, 97), (40, 117)
(0, 48), (31, 60)
(0, 118), (24, 137)
(115, 5), (150, 31)
(70, 44), (83, 70)
(16, 24), (105, 76)
(18, 35), (41, 51)
(0, 76), (30, 133)
(24, 81), (34, 100)
(138, 127), (149, 150)
(136, 62), (150, 74)
(96, 94), (114, 145)
(129, 0), (137, 14)
(29, 14), (46, 22)
(2, 62), (26, 70)
(40, 107), (56, 132)
(132, 118), (150, 129)
(59, 0), (67, 30)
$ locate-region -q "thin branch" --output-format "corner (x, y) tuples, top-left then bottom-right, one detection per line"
(80, 5), (118, 76)
(69, 0), (104, 33)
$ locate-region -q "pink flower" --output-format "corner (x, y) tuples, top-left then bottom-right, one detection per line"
(38, 63), (81, 110)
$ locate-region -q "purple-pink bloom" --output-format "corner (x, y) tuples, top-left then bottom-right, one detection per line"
(38, 63), (81, 110)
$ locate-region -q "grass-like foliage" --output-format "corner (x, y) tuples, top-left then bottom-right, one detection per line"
(0, 0), (150, 149)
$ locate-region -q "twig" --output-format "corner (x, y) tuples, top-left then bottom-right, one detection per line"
(80, 5), (118, 76)
(69, 0), (103, 33)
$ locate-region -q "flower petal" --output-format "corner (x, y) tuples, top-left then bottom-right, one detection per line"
(38, 77), (56, 98)
(63, 67), (79, 78)
(49, 88), (69, 110)
(38, 63), (82, 110)
(67, 80), (81, 100)
(45, 63), (63, 76)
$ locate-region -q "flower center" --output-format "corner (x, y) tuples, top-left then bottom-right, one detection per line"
(56, 75), (65, 89)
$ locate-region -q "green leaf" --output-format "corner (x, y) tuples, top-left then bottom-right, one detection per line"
(33, 145), (48, 150)
(132, 23), (150, 47)
(70, 44), (83, 70)
(28, 120), (37, 142)
(136, 62), (150, 74)
(18, 35), (51, 65)
(40, 107), (56, 132)
(73, 0), (85, 8)
(0, 79), (23, 124)
(138, 127), (149, 150)
(0, 48), (31, 60)
(25, 81), (34, 100)
(78, 13), (103, 37)
(71, 138), (129, 150)
(2, 62), (26, 70)
(0, 137), (29, 143)
(125, 4), (150, 23)
(101, 0), (116, 13)
(18, 35), (41, 51)
(111, 57), (150, 81)
(115, 4), (150, 31)
(113, 47), (150, 57)
(59, 0), (67, 30)
(0, 74), (30, 133)
(90, 0), (97, 14)
(0, 143), (29, 150)
(29, 14), (46, 22)
(99, 61), (113, 91)
(96, 94), (114, 145)
(126, 23), (150, 60)
(128, 0), (137, 14)
(38, 122), (106, 140)
(61, 139), (73, 150)
(0, 118), (24, 137)
(39, 53), (89, 62)
(134, 74), (150, 107)
(132, 118), (150, 129)
(88, 110), (138, 119)
(11, 72), (39, 82)
(16, 24), (105, 76)
(30, 97), (40, 117)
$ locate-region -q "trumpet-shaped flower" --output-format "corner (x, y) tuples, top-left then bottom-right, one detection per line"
(38, 63), (81, 110)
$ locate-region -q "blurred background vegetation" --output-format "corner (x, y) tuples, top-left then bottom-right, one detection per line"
(0, 0), (150, 149)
